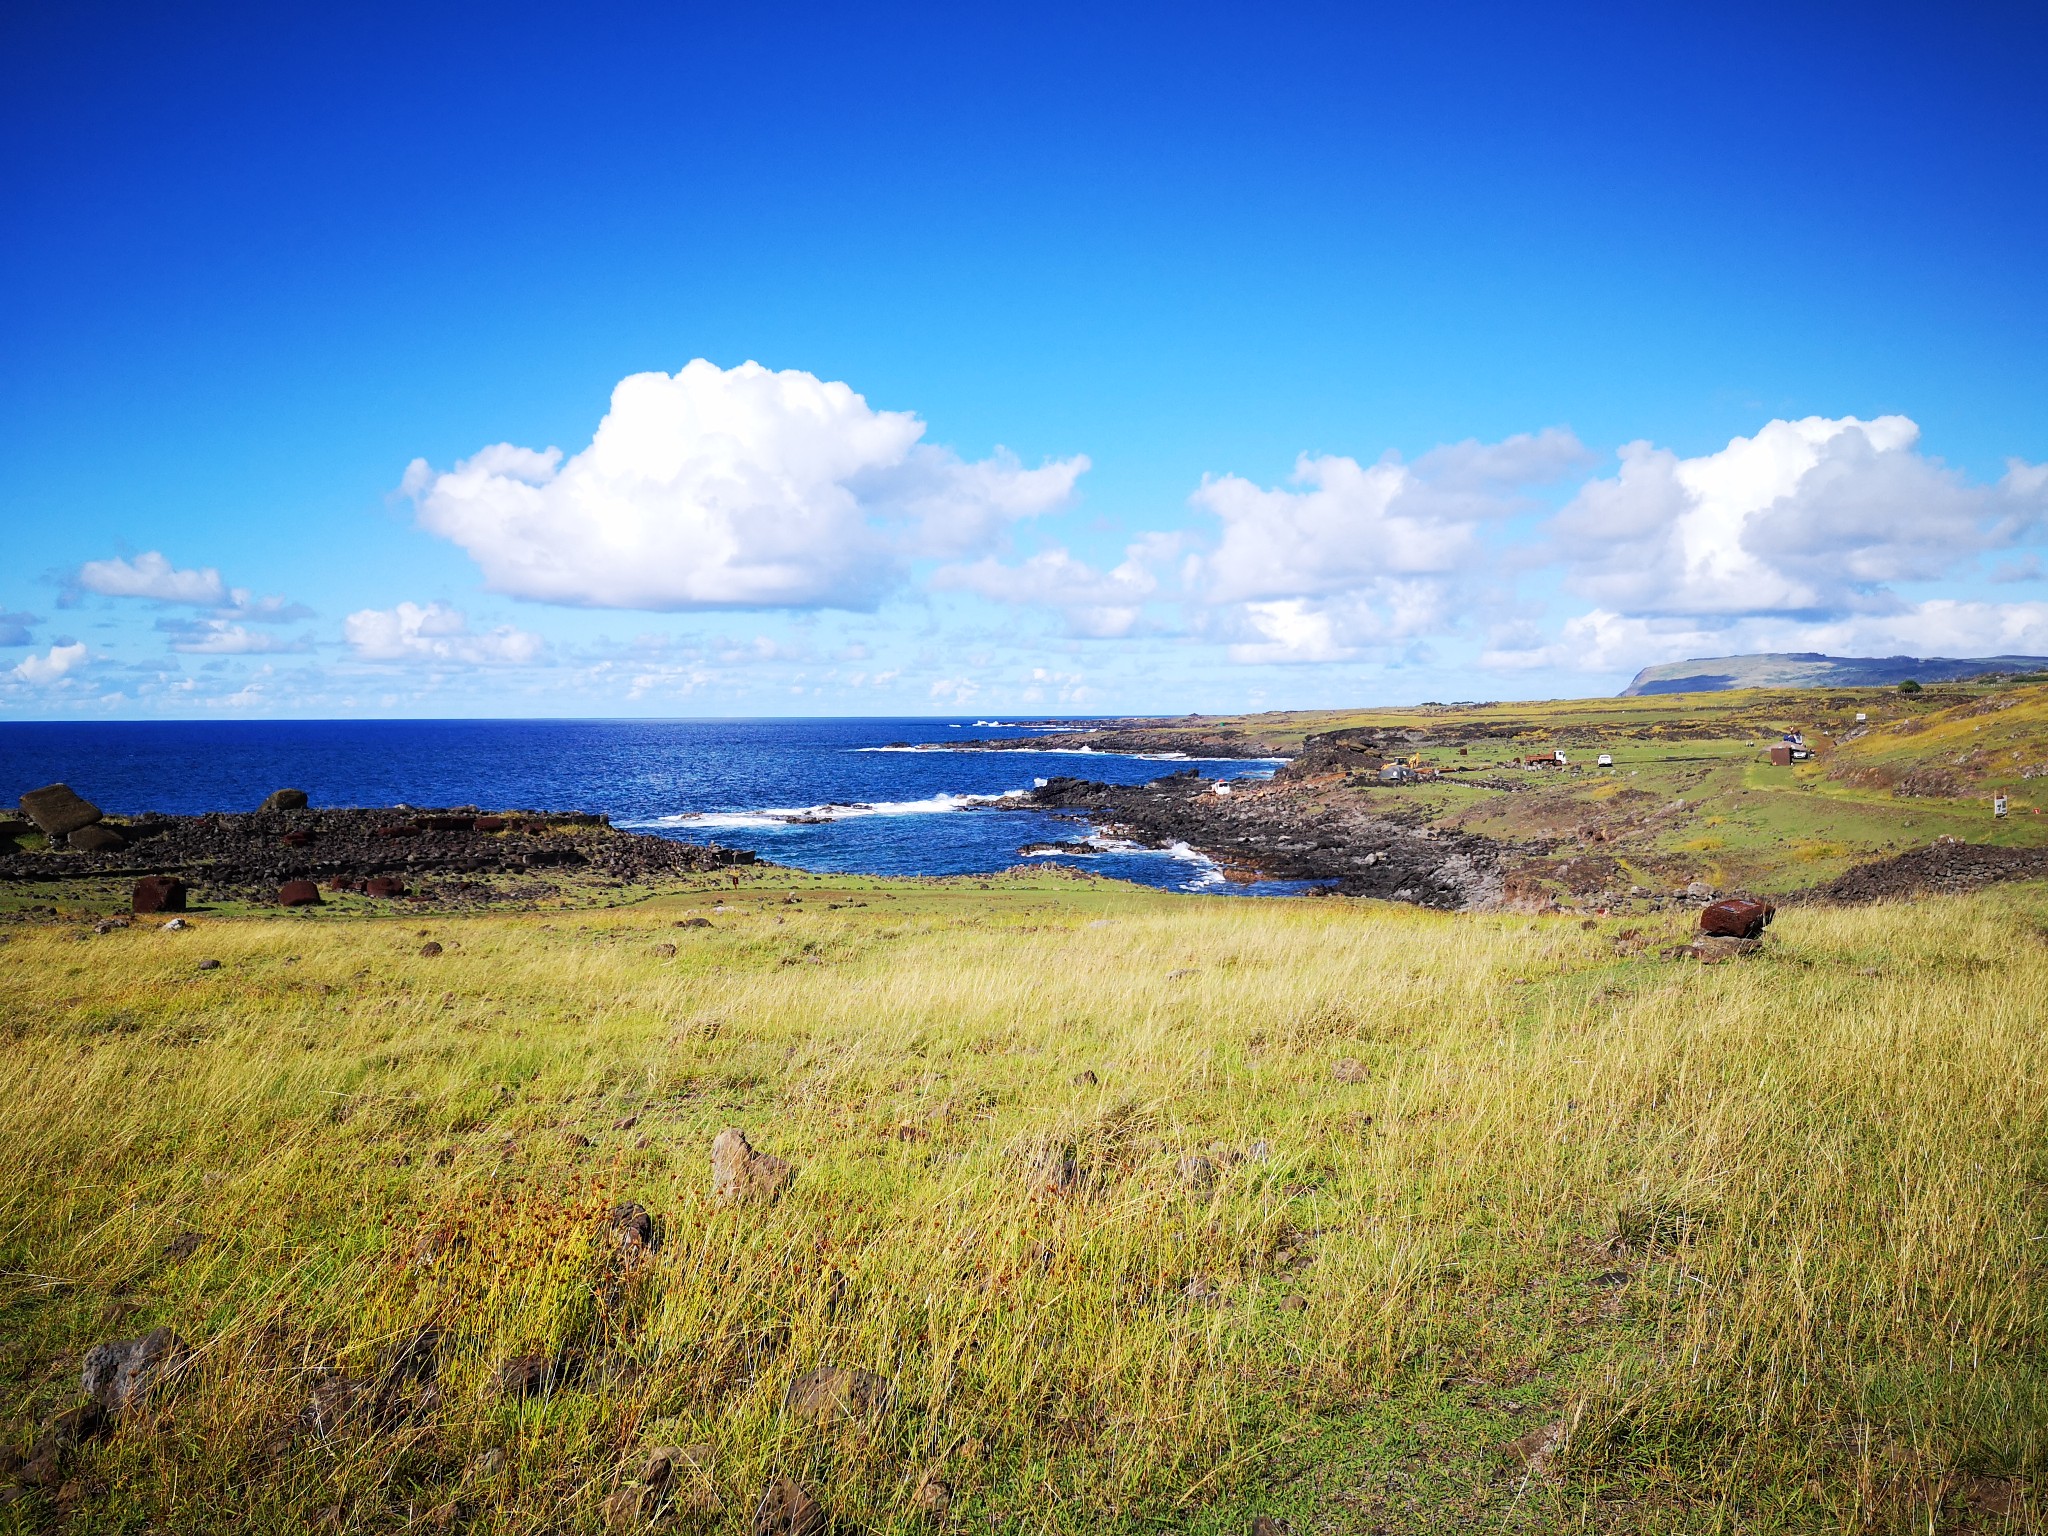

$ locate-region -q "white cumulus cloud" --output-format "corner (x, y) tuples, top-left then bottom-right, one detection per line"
(402, 360), (1088, 612)
(76, 552), (227, 605)
(1554, 415), (2048, 618)
(935, 537), (1172, 638)
(11, 641), (89, 685)
(343, 602), (545, 666)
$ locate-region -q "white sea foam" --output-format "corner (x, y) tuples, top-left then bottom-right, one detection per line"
(623, 788), (1030, 831)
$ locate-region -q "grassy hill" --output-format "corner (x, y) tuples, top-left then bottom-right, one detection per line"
(1, 869), (2044, 1532)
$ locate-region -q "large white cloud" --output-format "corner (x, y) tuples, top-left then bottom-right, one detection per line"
(1554, 415), (2048, 617)
(343, 602), (544, 665)
(403, 360), (1088, 611)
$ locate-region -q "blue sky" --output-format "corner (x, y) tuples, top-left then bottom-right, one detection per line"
(3, 1), (2046, 718)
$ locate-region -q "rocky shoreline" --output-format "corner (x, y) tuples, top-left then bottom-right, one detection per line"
(0, 793), (756, 910)
(1022, 769), (1507, 907)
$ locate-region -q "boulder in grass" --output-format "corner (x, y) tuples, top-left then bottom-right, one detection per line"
(783, 1365), (893, 1425)
(1698, 896), (1774, 940)
(711, 1127), (795, 1206)
(19, 783), (103, 838)
(68, 822), (127, 852)
(133, 876), (187, 914)
(81, 1327), (191, 1415)
(750, 1475), (827, 1536)
(365, 876), (408, 898)
(277, 880), (323, 907)
(259, 788), (308, 812)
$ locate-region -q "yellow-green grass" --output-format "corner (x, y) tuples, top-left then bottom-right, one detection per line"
(2, 875), (2045, 1533)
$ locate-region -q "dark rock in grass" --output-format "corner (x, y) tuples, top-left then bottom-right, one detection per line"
(418, 941), (443, 957)
(366, 876), (408, 898)
(1332, 1058), (1370, 1083)
(161, 1231), (206, 1262)
(81, 1327), (191, 1414)
(491, 1353), (574, 1400)
(133, 875), (187, 914)
(1178, 1154), (1217, 1192)
(711, 1127), (795, 1206)
(751, 1474), (827, 1536)
(651, 941), (677, 957)
(277, 880), (322, 907)
(606, 1444), (718, 1526)
(783, 1365), (892, 1425)
(1699, 895), (1773, 939)
(1071, 1069), (1098, 1087)
(610, 1201), (661, 1255)
(1250, 1518), (1288, 1536)
(677, 916), (713, 928)
(259, 789), (309, 812)
(19, 783), (102, 838)
(196, 959), (221, 971)
(14, 1402), (105, 1489)
(67, 823), (126, 853)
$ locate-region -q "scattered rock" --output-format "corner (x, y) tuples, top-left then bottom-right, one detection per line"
(1698, 895), (1774, 939)
(751, 1475), (827, 1536)
(1332, 1058), (1371, 1083)
(472, 1448), (507, 1478)
(677, 916), (713, 928)
(1590, 1270), (1629, 1288)
(163, 916), (189, 931)
(161, 1231), (206, 1262)
(1250, 1518), (1288, 1536)
(613, 1113), (639, 1131)
(133, 875), (186, 914)
(418, 941), (443, 957)
(277, 880), (322, 907)
(197, 958), (221, 971)
(783, 1365), (893, 1425)
(81, 1327), (191, 1414)
(366, 876), (408, 898)
(1504, 1418), (1565, 1477)
(259, 789), (309, 812)
(911, 1474), (951, 1517)
(563, 1132), (593, 1150)
(19, 783), (102, 838)
(1177, 1154), (1217, 1192)
(650, 942), (677, 957)
(1070, 1069), (1098, 1087)
(1182, 1274), (1224, 1303)
(610, 1201), (661, 1256)
(1276, 1294), (1308, 1313)
(92, 918), (128, 934)
(711, 1127), (796, 1206)
(1684, 880), (1716, 901)
(490, 1353), (572, 1400)
(67, 823), (126, 852)
(1247, 1139), (1271, 1162)
(1029, 1145), (1084, 1197)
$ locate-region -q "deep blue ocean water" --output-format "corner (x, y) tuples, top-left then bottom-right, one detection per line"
(0, 719), (1309, 896)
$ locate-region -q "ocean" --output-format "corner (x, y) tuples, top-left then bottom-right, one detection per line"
(0, 718), (1314, 896)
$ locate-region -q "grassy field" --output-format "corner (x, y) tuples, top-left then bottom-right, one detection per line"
(2, 867), (2045, 1533)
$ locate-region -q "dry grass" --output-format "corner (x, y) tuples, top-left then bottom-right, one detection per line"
(0, 875), (2044, 1533)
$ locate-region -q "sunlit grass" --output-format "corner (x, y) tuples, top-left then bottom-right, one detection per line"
(1, 876), (2043, 1532)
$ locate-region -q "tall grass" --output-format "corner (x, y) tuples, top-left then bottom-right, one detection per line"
(0, 880), (2042, 1532)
